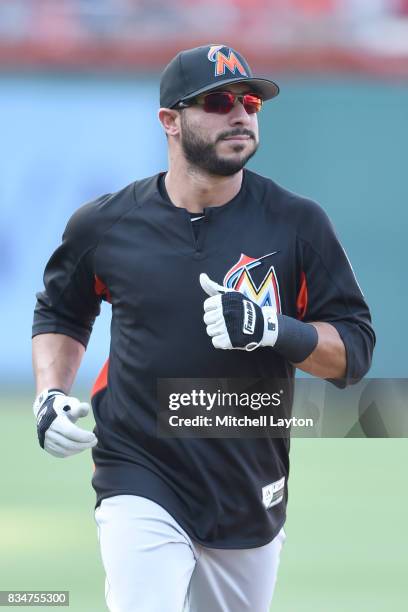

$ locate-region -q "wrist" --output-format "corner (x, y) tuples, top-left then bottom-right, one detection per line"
(33, 388), (66, 416)
(259, 310), (318, 363)
(274, 315), (318, 363)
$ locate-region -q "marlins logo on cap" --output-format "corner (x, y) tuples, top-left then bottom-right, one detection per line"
(207, 45), (248, 78)
(159, 44), (280, 109)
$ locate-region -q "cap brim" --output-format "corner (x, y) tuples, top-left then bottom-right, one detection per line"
(179, 77), (280, 104)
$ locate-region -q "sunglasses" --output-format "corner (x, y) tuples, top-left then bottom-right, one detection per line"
(176, 91), (263, 115)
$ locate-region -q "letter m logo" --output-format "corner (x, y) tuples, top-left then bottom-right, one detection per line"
(208, 46), (248, 77)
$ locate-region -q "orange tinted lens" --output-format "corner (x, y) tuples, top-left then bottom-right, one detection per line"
(243, 94), (262, 114)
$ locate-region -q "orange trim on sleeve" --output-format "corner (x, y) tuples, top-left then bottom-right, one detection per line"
(91, 359), (109, 397)
(94, 275), (112, 304)
(296, 271), (308, 320)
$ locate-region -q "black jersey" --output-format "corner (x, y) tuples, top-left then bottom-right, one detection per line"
(32, 169), (375, 548)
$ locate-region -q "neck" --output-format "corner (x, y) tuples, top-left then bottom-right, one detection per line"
(164, 157), (243, 213)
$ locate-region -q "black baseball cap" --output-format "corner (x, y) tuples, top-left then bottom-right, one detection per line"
(160, 44), (279, 109)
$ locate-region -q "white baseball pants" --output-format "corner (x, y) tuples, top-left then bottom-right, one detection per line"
(94, 495), (286, 612)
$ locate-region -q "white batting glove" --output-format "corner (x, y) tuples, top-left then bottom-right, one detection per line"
(33, 389), (98, 458)
(200, 273), (278, 351)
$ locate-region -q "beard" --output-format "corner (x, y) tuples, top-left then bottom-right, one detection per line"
(179, 112), (259, 176)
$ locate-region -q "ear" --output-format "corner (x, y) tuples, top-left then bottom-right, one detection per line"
(158, 108), (181, 138)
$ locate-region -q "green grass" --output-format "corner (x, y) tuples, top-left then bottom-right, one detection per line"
(273, 439), (408, 611)
(1, 396), (407, 611)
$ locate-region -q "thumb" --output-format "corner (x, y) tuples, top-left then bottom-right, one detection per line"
(67, 401), (90, 421)
(199, 273), (227, 297)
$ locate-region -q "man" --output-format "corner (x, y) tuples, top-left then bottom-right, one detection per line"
(32, 44), (375, 611)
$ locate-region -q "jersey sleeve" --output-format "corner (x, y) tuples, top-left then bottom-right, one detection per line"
(32, 198), (108, 348)
(296, 199), (375, 387)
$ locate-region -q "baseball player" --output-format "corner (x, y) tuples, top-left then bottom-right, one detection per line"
(32, 45), (375, 612)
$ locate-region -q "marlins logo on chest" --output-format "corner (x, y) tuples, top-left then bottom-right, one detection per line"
(224, 252), (281, 311)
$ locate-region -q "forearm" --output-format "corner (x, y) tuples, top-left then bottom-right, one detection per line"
(294, 322), (346, 380)
(32, 333), (85, 395)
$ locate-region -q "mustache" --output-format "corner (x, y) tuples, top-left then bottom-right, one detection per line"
(217, 129), (256, 142)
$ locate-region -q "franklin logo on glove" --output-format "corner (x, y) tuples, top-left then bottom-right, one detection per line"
(243, 300), (256, 335)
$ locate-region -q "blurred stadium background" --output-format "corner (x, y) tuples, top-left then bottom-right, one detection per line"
(1, 1), (407, 610)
